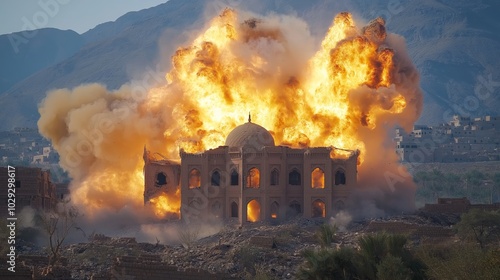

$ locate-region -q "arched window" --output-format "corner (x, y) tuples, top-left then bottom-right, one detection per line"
(231, 201), (238, 218)
(189, 168), (201, 189)
(287, 201), (301, 218)
(247, 199), (261, 222)
(230, 169), (239, 186)
(312, 199), (326, 218)
(335, 200), (345, 211)
(289, 169), (301, 185)
(270, 201), (279, 219)
(155, 172), (167, 186)
(311, 168), (325, 188)
(335, 170), (346, 185)
(246, 167), (260, 188)
(211, 170), (221, 186)
(270, 169), (279, 185)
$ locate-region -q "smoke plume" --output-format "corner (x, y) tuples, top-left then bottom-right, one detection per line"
(38, 9), (422, 223)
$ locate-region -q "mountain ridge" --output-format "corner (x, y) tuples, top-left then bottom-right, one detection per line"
(1, 0), (499, 130)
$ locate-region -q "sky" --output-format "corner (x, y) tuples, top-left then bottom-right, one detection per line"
(0, 0), (168, 35)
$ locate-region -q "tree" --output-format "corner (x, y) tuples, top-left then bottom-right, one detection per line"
(357, 233), (426, 280)
(454, 209), (500, 249)
(297, 232), (427, 280)
(296, 247), (360, 280)
(40, 201), (80, 265)
(376, 255), (412, 280)
(416, 243), (500, 279)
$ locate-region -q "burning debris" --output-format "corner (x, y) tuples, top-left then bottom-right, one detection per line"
(37, 9), (422, 221)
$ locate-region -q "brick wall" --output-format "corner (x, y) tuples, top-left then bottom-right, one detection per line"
(0, 167), (58, 216)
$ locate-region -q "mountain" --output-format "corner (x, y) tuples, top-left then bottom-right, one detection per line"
(0, 28), (84, 93)
(0, 0), (499, 129)
(0, 0), (206, 129)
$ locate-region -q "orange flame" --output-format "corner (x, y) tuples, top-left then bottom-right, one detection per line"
(247, 199), (261, 222)
(149, 189), (180, 219)
(312, 168), (325, 189)
(148, 9), (413, 162)
(246, 168), (260, 188)
(39, 9), (422, 219)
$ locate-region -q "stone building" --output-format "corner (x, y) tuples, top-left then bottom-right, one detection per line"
(395, 115), (500, 162)
(143, 119), (358, 224)
(0, 166), (58, 216)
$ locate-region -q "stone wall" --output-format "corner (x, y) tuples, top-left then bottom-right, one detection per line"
(365, 221), (454, 244)
(110, 254), (235, 280)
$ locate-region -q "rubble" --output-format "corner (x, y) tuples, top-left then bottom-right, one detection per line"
(8, 214), (459, 279)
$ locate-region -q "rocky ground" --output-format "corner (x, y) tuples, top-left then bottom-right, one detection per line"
(14, 212), (454, 279)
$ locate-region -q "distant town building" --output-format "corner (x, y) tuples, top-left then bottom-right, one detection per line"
(423, 197), (500, 214)
(0, 167), (59, 216)
(0, 127), (59, 165)
(395, 115), (500, 162)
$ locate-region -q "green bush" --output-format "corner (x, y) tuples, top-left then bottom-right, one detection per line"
(297, 233), (426, 280)
(316, 223), (338, 248)
(416, 243), (500, 279)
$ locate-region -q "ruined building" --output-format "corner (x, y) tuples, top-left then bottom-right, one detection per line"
(143, 119), (358, 224)
(0, 167), (58, 216)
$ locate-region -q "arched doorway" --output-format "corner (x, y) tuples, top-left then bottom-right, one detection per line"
(335, 200), (345, 212)
(247, 199), (261, 222)
(287, 201), (301, 218)
(312, 199), (326, 218)
(270, 201), (279, 219)
(211, 201), (222, 217)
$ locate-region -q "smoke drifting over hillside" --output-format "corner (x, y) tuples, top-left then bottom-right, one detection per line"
(38, 9), (422, 222)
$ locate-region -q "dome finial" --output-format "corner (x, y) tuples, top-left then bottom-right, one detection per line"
(248, 112), (251, 123)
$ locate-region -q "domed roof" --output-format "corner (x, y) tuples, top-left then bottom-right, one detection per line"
(225, 119), (275, 149)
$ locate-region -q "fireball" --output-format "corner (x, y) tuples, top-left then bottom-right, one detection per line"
(38, 9), (422, 219)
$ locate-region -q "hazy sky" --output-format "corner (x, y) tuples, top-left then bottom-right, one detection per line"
(0, 0), (168, 35)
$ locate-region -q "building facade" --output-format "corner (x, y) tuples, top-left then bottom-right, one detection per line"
(0, 167), (58, 216)
(144, 120), (358, 224)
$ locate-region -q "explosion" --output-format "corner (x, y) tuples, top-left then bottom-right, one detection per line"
(38, 9), (422, 219)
